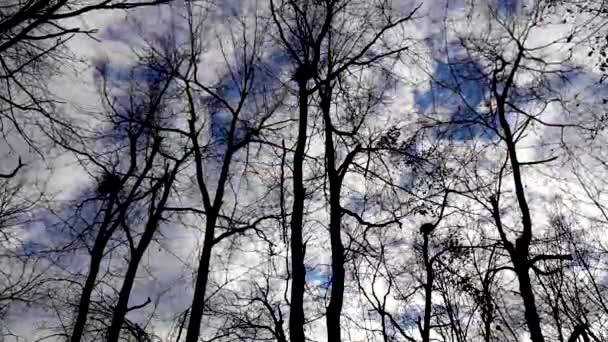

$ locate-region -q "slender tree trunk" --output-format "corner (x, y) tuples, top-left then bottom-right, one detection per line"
(289, 80), (309, 342)
(106, 224), (156, 342)
(184, 215), (218, 342)
(514, 257), (545, 342)
(105, 252), (144, 342)
(421, 233), (433, 342)
(495, 65), (546, 341)
(106, 166), (175, 342)
(71, 196), (116, 342)
(321, 87), (346, 342)
(483, 320), (492, 342)
(183, 88), (235, 342)
(175, 309), (189, 342)
(71, 251), (104, 342)
(482, 288), (493, 342)
(326, 191), (345, 342)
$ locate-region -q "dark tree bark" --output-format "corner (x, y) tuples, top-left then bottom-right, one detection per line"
(183, 109), (237, 342)
(69, 52), (174, 341)
(268, 1), (331, 340)
(70, 196), (115, 342)
(106, 159), (183, 342)
(70, 137), (161, 342)
(491, 47), (545, 342)
(288, 78), (309, 342)
(421, 231), (433, 342)
(180, 9), (277, 339)
(319, 83), (358, 342)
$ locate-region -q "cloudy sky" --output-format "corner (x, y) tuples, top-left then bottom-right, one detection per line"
(2, 0), (608, 341)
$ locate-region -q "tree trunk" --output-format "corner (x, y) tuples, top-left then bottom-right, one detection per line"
(106, 220), (157, 342)
(71, 196), (116, 342)
(183, 110), (234, 342)
(184, 216), (218, 342)
(289, 81), (309, 342)
(321, 87), (346, 342)
(326, 190), (345, 342)
(70, 251), (103, 342)
(494, 57), (545, 342)
(422, 234), (433, 342)
(515, 257), (545, 342)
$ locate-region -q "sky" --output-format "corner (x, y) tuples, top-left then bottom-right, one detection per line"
(2, 0), (608, 341)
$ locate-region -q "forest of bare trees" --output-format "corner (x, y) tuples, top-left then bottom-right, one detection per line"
(3, 0), (608, 341)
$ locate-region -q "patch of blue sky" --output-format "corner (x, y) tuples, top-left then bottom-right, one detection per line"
(215, 0), (243, 17)
(549, 67), (602, 96)
(248, 49), (291, 103)
(496, 0), (518, 17)
(415, 58), (497, 141)
(15, 191), (99, 260)
(399, 162), (439, 194)
(399, 168), (417, 192)
(92, 59), (169, 152)
(94, 94), (146, 151)
(209, 111), (232, 146)
(399, 304), (447, 329)
(95, 60), (165, 86)
(306, 265), (331, 290)
(10, 212), (49, 257)
(266, 51), (291, 73)
(349, 191), (367, 215)
(16, 181), (157, 270)
(399, 306), (422, 328)
(206, 49), (290, 150)
(249, 55), (289, 97)
(203, 74), (246, 151)
(101, 24), (132, 44)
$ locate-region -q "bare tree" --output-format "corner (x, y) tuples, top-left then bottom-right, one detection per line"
(270, 1), (420, 340)
(58, 50), (183, 341)
(420, 2), (586, 341)
(164, 5), (287, 342)
(0, 0), (176, 163)
(5, 0), (608, 340)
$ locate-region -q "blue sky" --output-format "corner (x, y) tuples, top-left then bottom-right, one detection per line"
(414, 57), (497, 141)
(206, 49), (290, 152)
(497, 0), (518, 16)
(7, 1), (608, 340)
(305, 265), (331, 290)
